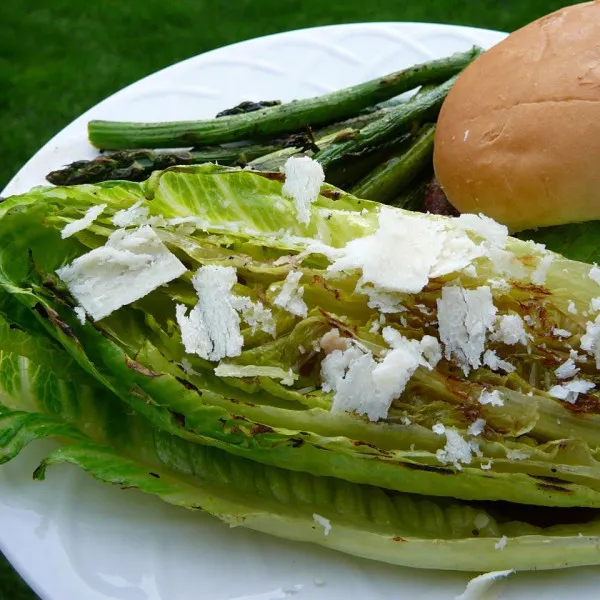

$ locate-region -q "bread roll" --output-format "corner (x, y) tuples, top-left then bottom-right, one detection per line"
(433, 1), (600, 232)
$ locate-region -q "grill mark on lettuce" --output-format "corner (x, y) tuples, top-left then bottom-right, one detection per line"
(124, 356), (162, 378)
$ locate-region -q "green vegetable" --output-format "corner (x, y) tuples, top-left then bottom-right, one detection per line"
(314, 77), (456, 169)
(2, 165), (600, 511)
(350, 123), (436, 202)
(2, 319), (600, 572)
(87, 49), (481, 150)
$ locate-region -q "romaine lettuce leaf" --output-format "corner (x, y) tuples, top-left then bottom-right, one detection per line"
(1, 166), (600, 508)
(1, 317), (600, 572)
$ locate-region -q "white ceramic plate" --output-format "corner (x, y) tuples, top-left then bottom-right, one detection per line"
(2, 21), (598, 600)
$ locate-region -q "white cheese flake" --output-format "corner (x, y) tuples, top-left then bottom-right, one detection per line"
(321, 330), (432, 421)
(274, 271), (308, 317)
(467, 418), (486, 436)
(568, 300), (578, 314)
(328, 207), (482, 296)
(478, 389), (504, 407)
(73, 306), (86, 325)
(230, 296), (276, 337)
(591, 298), (600, 312)
(436, 427), (475, 470)
(548, 379), (595, 404)
(555, 358), (579, 380)
(483, 349), (515, 373)
(61, 203), (107, 239)
(505, 448), (531, 460)
(481, 460), (493, 470)
(112, 200), (149, 228)
(552, 327), (572, 339)
(455, 569), (514, 600)
(581, 316), (600, 368)
(175, 265), (244, 362)
(589, 264), (600, 285)
(432, 423), (446, 435)
(282, 156), (325, 225)
(214, 363), (296, 385)
(437, 285), (497, 374)
(312, 513), (331, 536)
(494, 535), (508, 551)
(493, 314), (528, 345)
(57, 226), (187, 321)
(531, 254), (554, 285)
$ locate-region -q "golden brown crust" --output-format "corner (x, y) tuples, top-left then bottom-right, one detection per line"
(433, 1), (600, 232)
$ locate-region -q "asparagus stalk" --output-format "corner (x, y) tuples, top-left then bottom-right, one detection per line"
(314, 76), (456, 169)
(350, 123), (436, 202)
(45, 141), (294, 186)
(88, 48), (481, 150)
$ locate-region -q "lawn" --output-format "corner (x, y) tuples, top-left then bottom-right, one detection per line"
(0, 0), (580, 597)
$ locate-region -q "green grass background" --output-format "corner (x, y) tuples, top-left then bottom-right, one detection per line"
(0, 0), (580, 597)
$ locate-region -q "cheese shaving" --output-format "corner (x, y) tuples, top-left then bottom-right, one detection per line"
(175, 265), (244, 362)
(321, 329), (433, 421)
(548, 379), (595, 404)
(467, 418), (486, 436)
(61, 203), (107, 239)
(230, 296), (276, 337)
(555, 358), (579, 380)
(112, 200), (149, 228)
(312, 513), (331, 536)
(57, 226), (186, 321)
(493, 314), (528, 345)
(435, 427), (476, 470)
(73, 306), (86, 325)
(531, 254), (554, 285)
(589, 264), (600, 285)
(494, 535), (508, 551)
(274, 271), (308, 317)
(328, 207), (482, 296)
(568, 300), (578, 314)
(437, 285), (497, 374)
(478, 389), (504, 407)
(483, 349), (515, 373)
(282, 156), (325, 225)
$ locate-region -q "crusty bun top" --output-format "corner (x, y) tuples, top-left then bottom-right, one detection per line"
(433, 1), (600, 232)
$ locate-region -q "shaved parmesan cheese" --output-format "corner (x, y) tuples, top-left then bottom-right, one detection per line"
(215, 363), (296, 385)
(455, 569), (514, 600)
(555, 358), (579, 380)
(478, 389), (504, 407)
(483, 349), (515, 373)
(230, 296), (276, 337)
(531, 254), (554, 285)
(274, 271), (308, 317)
(61, 203), (107, 239)
(420, 335), (442, 369)
(549, 379), (595, 404)
(552, 328), (572, 339)
(437, 286), (497, 374)
(581, 316), (600, 368)
(329, 207), (482, 296)
(456, 213), (508, 249)
(282, 156), (325, 225)
(468, 418), (486, 436)
(591, 298), (600, 312)
(432, 423), (446, 435)
(176, 266), (243, 362)
(112, 200), (149, 228)
(493, 314), (528, 345)
(568, 300), (578, 314)
(481, 460), (492, 470)
(74, 306), (86, 325)
(312, 513), (331, 536)
(436, 427), (475, 470)
(494, 535), (508, 551)
(57, 226), (186, 321)
(322, 331), (432, 421)
(590, 264), (600, 285)
(505, 448), (531, 460)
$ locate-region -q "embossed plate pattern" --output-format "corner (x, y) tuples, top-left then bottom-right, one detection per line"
(2, 22), (598, 600)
